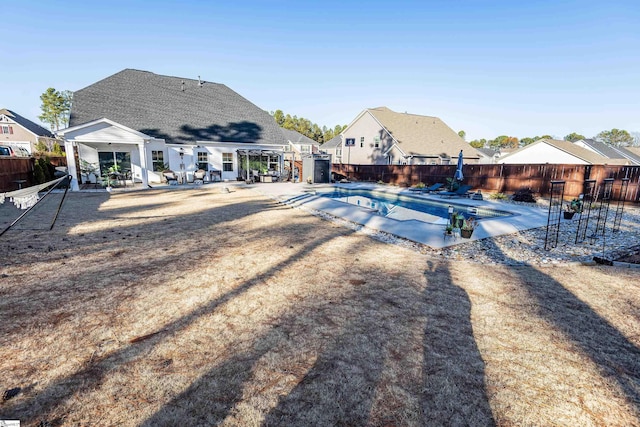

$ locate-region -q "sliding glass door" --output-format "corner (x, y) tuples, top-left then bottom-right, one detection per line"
(98, 151), (131, 175)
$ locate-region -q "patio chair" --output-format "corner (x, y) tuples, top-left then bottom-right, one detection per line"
(438, 184), (473, 198)
(193, 169), (206, 185)
(163, 171), (179, 185)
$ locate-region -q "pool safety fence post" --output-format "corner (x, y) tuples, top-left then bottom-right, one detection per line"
(612, 178), (629, 233)
(576, 179), (596, 244)
(544, 180), (565, 250)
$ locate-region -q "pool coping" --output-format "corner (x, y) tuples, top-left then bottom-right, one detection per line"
(253, 182), (552, 249)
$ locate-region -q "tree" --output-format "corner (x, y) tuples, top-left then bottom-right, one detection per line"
(596, 128), (634, 147)
(564, 132), (585, 142)
(39, 87), (72, 131)
(458, 130), (466, 141)
(60, 90), (73, 128)
(520, 137), (537, 146)
(469, 139), (485, 148)
(270, 109), (346, 144)
(488, 135), (518, 150)
(272, 110), (285, 126)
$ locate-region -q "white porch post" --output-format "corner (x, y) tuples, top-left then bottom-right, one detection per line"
(64, 139), (80, 191)
(139, 141), (149, 187)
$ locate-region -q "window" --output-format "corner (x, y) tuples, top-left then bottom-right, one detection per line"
(374, 136), (380, 148)
(222, 152), (233, 171)
(197, 152), (209, 170)
(1, 125), (12, 134)
(268, 155), (279, 170)
(360, 137), (364, 148)
(151, 150), (165, 172)
(300, 145), (311, 154)
(336, 148), (342, 157)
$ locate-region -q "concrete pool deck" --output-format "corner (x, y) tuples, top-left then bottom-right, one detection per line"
(250, 182), (551, 249)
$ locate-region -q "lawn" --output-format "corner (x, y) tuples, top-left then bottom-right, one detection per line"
(1, 186), (639, 426)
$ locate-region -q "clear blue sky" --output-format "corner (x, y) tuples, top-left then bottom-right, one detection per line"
(2, 0), (639, 141)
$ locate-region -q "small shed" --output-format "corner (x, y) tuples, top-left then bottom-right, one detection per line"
(302, 154), (332, 184)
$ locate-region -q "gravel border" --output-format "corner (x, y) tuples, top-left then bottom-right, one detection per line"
(296, 197), (640, 267)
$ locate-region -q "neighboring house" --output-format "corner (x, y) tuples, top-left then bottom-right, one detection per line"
(339, 107), (479, 165)
(0, 108), (56, 154)
(57, 69), (287, 190)
(320, 135), (343, 163)
(574, 139), (640, 165)
(476, 147), (500, 164)
(498, 138), (630, 165)
(281, 127), (320, 161)
(626, 146), (640, 157)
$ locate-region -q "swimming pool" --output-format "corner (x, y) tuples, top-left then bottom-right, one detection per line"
(316, 187), (513, 224)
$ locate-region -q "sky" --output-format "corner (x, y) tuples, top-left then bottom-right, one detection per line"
(2, 0), (639, 141)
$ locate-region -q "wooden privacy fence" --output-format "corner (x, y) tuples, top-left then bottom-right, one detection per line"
(332, 163), (640, 202)
(0, 158), (35, 192)
(0, 156), (67, 192)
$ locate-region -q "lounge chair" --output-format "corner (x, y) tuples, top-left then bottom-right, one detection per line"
(409, 183), (443, 193)
(422, 183), (444, 193)
(438, 184), (473, 198)
(193, 169), (206, 185)
(163, 171), (179, 185)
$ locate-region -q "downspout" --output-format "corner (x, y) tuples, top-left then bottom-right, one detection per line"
(63, 138), (80, 191)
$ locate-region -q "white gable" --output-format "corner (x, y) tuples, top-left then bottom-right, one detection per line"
(62, 121), (146, 144)
(498, 142), (589, 164)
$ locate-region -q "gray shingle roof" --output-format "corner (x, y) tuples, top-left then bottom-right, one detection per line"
(69, 69), (286, 145)
(281, 128), (319, 146)
(366, 107), (479, 159)
(576, 139), (626, 159)
(0, 108), (54, 137)
(321, 135), (342, 149)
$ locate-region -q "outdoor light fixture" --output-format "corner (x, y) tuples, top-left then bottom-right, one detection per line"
(448, 206), (454, 214)
(179, 148), (185, 159)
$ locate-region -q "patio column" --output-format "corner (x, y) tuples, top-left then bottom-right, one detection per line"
(139, 141), (149, 187)
(64, 139), (80, 191)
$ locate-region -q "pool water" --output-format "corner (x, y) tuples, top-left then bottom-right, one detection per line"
(317, 188), (513, 224)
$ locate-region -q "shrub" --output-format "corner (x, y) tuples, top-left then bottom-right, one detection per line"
(34, 162), (45, 184)
(489, 192), (509, 200)
(511, 188), (536, 203)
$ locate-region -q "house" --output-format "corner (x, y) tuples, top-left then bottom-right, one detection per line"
(320, 135), (343, 163)
(281, 127), (320, 161)
(338, 107), (479, 165)
(0, 108), (56, 154)
(574, 139), (640, 165)
(57, 69), (287, 190)
(498, 138), (630, 165)
(476, 147), (500, 164)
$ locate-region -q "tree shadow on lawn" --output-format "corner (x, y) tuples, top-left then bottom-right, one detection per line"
(421, 260), (496, 426)
(0, 208), (360, 424)
(482, 238), (640, 418)
(0, 196), (285, 330)
(143, 260), (495, 426)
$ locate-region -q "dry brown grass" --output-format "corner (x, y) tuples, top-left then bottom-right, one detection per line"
(1, 185), (639, 426)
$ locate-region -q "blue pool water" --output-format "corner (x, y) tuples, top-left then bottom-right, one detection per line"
(316, 188), (513, 224)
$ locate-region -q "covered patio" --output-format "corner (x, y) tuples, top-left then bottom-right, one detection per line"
(236, 148), (286, 182)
